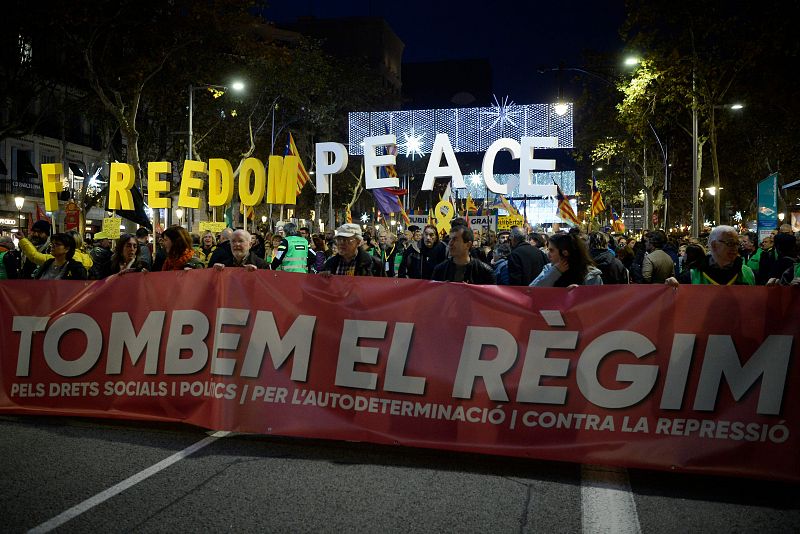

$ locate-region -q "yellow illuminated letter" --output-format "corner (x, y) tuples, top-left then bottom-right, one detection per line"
(208, 159), (234, 207)
(281, 155), (299, 205)
(41, 163), (64, 211)
(238, 158), (266, 207)
(108, 163), (135, 210)
(147, 161), (172, 209)
(178, 160), (207, 209)
(266, 156), (284, 204)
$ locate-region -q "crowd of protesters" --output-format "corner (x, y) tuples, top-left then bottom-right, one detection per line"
(1, 217), (799, 287)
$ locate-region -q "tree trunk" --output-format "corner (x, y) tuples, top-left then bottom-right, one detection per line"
(709, 109), (722, 225)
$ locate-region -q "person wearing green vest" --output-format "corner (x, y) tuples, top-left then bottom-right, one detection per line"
(271, 222), (314, 273)
(372, 228), (401, 277)
(666, 225), (755, 287)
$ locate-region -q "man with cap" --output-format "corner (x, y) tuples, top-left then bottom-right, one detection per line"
(19, 219), (51, 279)
(89, 231), (114, 279)
(320, 223), (385, 276)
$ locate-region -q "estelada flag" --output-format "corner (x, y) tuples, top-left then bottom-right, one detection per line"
(590, 174), (606, 217)
(554, 180), (580, 225)
(285, 133), (310, 195)
(611, 205), (626, 233)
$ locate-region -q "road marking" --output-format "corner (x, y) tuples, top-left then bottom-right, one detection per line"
(28, 430), (231, 534)
(581, 464), (642, 534)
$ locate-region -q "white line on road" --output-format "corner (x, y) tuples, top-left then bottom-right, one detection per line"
(28, 430), (231, 534)
(581, 464), (642, 534)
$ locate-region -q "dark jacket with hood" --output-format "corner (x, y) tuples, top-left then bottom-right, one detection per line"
(507, 241), (546, 286)
(590, 248), (628, 284)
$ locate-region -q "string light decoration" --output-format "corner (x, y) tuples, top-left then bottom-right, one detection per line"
(348, 101), (572, 156)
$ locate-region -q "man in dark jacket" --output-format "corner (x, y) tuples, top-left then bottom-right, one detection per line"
(89, 231), (113, 279)
(321, 223), (385, 276)
(207, 227), (234, 267)
(507, 227), (546, 285)
(432, 225), (495, 284)
(20, 219), (51, 278)
(399, 224), (447, 279)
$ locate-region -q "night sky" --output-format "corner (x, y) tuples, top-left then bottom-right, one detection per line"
(264, 0), (627, 104)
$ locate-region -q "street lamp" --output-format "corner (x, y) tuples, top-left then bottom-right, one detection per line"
(175, 208), (184, 227)
(188, 80), (245, 230)
(14, 196), (24, 233)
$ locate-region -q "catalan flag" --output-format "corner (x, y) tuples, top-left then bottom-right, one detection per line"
(490, 195), (520, 216)
(590, 174), (606, 217)
(239, 202), (254, 220)
(611, 205), (626, 233)
(285, 133), (310, 195)
(554, 180), (580, 225)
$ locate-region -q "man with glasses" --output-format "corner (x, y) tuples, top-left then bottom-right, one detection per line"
(319, 223), (385, 277)
(666, 225), (755, 286)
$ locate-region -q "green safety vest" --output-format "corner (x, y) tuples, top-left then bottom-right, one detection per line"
(795, 263), (800, 279)
(745, 248), (762, 273)
(690, 264), (755, 285)
(0, 251), (7, 280)
(277, 235), (309, 273)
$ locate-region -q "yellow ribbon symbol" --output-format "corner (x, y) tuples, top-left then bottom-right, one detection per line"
(434, 198), (455, 237)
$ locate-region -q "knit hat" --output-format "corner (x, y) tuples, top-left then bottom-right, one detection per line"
(31, 220), (51, 234)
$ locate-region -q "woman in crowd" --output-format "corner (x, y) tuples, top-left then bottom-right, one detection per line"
(588, 231), (628, 284)
(157, 226), (204, 271)
(530, 232), (602, 287)
(270, 234), (283, 262)
(18, 229), (94, 273)
(34, 233), (88, 280)
(108, 234), (148, 275)
(195, 231), (216, 266)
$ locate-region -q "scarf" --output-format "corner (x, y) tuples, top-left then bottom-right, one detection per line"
(163, 247), (195, 271)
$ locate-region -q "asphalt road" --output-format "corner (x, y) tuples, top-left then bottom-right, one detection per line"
(1, 415), (797, 533)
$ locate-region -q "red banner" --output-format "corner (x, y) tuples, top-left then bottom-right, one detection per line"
(1, 272), (798, 481)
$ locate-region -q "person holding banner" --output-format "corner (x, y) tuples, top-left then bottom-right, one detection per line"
(108, 234), (149, 275)
(18, 228), (94, 278)
(320, 223), (385, 277)
(212, 229), (269, 271)
(432, 225), (496, 285)
(666, 225), (755, 287)
(157, 226), (205, 271)
(530, 233), (603, 288)
(33, 233), (88, 280)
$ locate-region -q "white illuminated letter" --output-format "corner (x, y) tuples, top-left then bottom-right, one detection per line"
(421, 133), (464, 191)
(519, 136), (558, 196)
(482, 138), (520, 195)
(315, 142), (348, 194)
(363, 135), (399, 189)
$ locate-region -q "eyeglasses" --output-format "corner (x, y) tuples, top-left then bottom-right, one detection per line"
(335, 237), (355, 244)
(715, 239), (739, 248)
